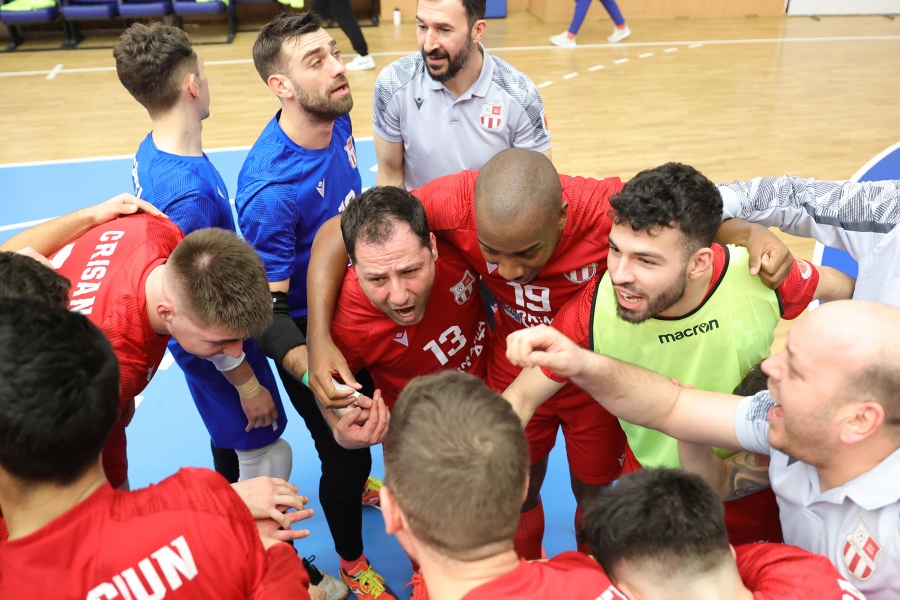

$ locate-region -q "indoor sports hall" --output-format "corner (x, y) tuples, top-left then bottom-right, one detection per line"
(1, 1), (898, 597)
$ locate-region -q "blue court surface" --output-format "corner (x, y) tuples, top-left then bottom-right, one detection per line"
(0, 138), (579, 598)
(3, 139), (897, 597)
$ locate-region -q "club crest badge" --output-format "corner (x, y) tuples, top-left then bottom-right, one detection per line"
(843, 518), (882, 581)
(480, 104), (503, 130)
(344, 136), (357, 168)
(451, 270), (477, 305)
(564, 262), (598, 284)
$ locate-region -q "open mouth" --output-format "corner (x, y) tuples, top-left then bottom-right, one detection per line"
(331, 82), (350, 96)
(394, 306), (416, 322)
(767, 404), (783, 422)
(615, 287), (644, 309)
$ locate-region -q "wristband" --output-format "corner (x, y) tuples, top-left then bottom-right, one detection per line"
(302, 370), (310, 388)
(235, 375), (262, 400)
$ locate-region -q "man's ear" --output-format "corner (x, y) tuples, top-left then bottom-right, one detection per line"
(613, 581), (641, 600)
(267, 74), (295, 101)
(429, 232), (438, 261)
(186, 72), (200, 99)
(471, 19), (487, 44)
(839, 401), (885, 445)
(380, 485), (405, 535)
(557, 201), (569, 233)
(687, 247), (714, 280)
(156, 300), (176, 325)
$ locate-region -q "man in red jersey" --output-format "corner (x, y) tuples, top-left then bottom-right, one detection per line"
(321, 187), (489, 451)
(580, 468), (866, 600)
(2, 203), (275, 491)
(306, 149), (795, 558)
(0, 301), (322, 600)
(380, 371), (623, 600)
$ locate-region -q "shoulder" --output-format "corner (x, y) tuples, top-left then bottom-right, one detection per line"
(239, 122), (299, 188)
(334, 114), (354, 136)
(413, 171), (478, 228)
(561, 175), (623, 242)
(375, 52), (425, 96)
(735, 543), (850, 590)
(489, 54), (542, 107)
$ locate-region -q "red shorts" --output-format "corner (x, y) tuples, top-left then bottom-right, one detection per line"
(622, 445), (783, 545)
(101, 420), (128, 489)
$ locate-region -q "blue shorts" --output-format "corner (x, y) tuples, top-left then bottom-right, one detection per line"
(169, 338), (287, 450)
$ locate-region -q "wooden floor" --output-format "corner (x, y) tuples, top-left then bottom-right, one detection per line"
(2, 11), (899, 349)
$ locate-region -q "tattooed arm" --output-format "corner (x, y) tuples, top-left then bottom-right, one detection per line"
(678, 441), (771, 501)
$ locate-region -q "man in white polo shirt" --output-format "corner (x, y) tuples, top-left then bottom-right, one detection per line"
(505, 299), (900, 600)
(373, 0), (551, 190)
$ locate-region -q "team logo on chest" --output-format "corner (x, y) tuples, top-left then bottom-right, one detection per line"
(344, 136), (357, 168)
(843, 518), (883, 581)
(564, 262), (598, 284)
(479, 103), (503, 130)
(451, 270), (477, 305)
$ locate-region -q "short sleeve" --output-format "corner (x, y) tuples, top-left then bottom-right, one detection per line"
(490, 56), (551, 152)
(776, 258), (819, 320)
(237, 183), (301, 282)
(251, 543), (311, 600)
(372, 68), (403, 143)
(734, 391), (775, 455)
(512, 100), (551, 153)
(539, 280), (595, 382)
(161, 194), (221, 235)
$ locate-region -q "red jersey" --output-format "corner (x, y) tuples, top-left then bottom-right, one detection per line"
(0, 468), (311, 600)
(332, 241), (489, 407)
(52, 214), (183, 412)
(412, 171), (623, 390)
(543, 245), (820, 382)
(736, 543), (868, 599)
(461, 551), (623, 600)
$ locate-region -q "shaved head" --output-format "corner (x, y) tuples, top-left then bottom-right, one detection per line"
(474, 149), (562, 224)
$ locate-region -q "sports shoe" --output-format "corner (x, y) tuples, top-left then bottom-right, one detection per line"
(303, 555), (350, 600)
(341, 561), (398, 600)
(549, 31), (576, 47)
(404, 573), (430, 600)
(362, 476), (383, 510)
(608, 25), (631, 43)
(344, 54), (376, 71)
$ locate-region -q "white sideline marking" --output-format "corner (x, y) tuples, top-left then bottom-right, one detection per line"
(614, 58), (629, 64)
(639, 52), (654, 58)
(46, 64), (63, 80)
(664, 47), (678, 53)
(563, 72), (579, 79)
(537, 81), (553, 88)
(589, 64), (604, 71)
(689, 43), (703, 48)
(134, 396), (145, 409)
(370, 164), (378, 172)
(0, 217), (52, 232)
(159, 351), (176, 371)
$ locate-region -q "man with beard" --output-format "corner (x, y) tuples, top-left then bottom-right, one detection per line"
(501, 162), (854, 546)
(372, 0), (552, 190)
(236, 11), (382, 600)
(505, 300), (900, 600)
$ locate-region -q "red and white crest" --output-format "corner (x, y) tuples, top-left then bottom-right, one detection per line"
(344, 136), (357, 168)
(564, 262), (598, 284)
(541, 109), (550, 134)
(480, 103), (503, 130)
(451, 270), (477, 305)
(843, 518), (883, 581)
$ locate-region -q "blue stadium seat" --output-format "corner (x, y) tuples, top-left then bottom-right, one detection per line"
(59, 0), (118, 48)
(117, 0), (175, 20)
(172, 0), (235, 42)
(0, 0), (66, 49)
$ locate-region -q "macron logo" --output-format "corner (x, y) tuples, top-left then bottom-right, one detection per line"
(317, 180), (325, 198)
(216, 186), (226, 200)
(658, 319), (719, 344)
(486, 262), (498, 274)
(414, 97), (424, 110)
(393, 331), (409, 347)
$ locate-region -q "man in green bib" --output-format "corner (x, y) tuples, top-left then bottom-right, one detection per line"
(503, 162), (855, 545)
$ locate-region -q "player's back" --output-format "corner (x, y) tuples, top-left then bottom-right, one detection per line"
(736, 543), (867, 599)
(461, 551), (622, 599)
(0, 468), (274, 600)
(132, 132), (235, 234)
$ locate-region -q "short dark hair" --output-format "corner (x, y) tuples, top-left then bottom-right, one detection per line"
(0, 300), (120, 485)
(253, 11), (325, 82)
(580, 468), (731, 583)
(734, 363), (768, 397)
(422, 0), (486, 28)
(609, 163), (723, 257)
(0, 251), (71, 308)
(166, 228), (273, 338)
(383, 372), (529, 560)
(341, 187), (432, 263)
(113, 22), (198, 118)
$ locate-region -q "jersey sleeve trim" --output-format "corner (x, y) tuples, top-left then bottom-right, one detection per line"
(489, 55), (551, 147)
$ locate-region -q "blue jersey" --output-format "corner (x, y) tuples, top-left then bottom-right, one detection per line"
(131, 132), (287, 451)
(132, 133), (235, 234)
(236, 112), (362, 317)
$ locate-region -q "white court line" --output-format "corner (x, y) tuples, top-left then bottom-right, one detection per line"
(562, 72), (579, 79)
(2, 35), (899, 78)
(639, 52), (654, 58)
(46, 64), (63, 80)
(614, 58), (629, 64)
(589, 64), (604, 71)
(0, 217), (52, 232)
(664, 47), (678, 53)
(159, 351), (176, 371)
(537, 81), (553, 88)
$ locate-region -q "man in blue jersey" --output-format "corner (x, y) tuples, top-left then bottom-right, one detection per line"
(236, 12), (393, 600)
(113, 23), (292, 487)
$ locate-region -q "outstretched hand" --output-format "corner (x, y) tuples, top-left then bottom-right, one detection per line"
(309, 337), (361, 408)
(232, 477), (313, 533)
(89, 193), (166, 224)
(506, 325), (587, 379)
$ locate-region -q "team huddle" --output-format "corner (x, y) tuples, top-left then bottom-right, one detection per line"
(2, 1), (900, 599)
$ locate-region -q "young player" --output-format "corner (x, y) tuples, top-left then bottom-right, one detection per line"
(306, 149), (796, 558)
(3, 210), (273, 491)
(381, 371), (621, 600)
(502, 162), (855, 545)
(114, 22), (290, 484)
(0, 300), (320, 600)
(236, 12), (383, 599)
(580, 468), (866, 600)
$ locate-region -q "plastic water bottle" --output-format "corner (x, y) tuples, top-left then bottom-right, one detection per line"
(393, 8), (401, 25)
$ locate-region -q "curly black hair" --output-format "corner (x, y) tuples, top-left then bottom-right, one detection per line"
(609, 162), (723, 257)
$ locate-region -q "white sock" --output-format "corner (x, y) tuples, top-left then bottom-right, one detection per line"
(237, 438), (293, 482)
